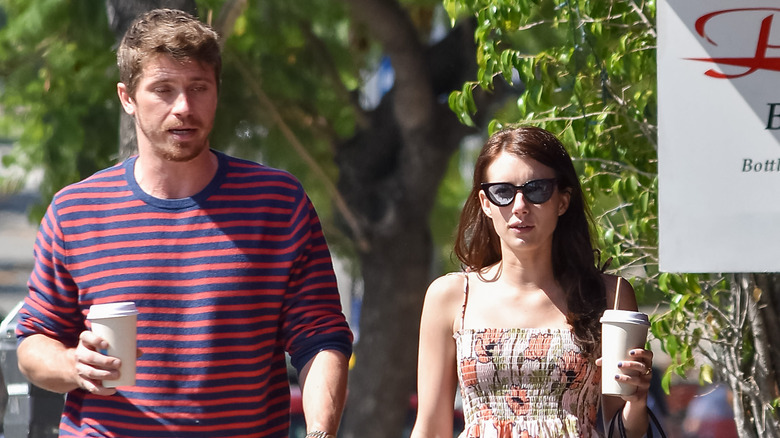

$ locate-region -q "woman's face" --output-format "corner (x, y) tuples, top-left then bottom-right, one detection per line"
(479, 152), (571, 255)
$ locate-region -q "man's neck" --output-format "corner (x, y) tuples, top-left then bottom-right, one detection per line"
(134, 149), (219, 199)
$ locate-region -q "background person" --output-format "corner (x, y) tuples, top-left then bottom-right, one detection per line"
(410, 126), (654, 438)
(682, 384), (738, 438)
(15, 9), (351, 438)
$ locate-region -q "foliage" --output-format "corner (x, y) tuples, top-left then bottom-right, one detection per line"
(443, 0), (718, 389)
(0, 0), (369, 253)
(0, 0), (119, 220)
(432, 145), (474, 272)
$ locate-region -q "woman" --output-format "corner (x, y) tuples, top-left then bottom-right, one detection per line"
(410, 127), (653, 438)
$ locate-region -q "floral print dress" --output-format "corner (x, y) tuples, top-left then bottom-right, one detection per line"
(454, 275), (602, 438)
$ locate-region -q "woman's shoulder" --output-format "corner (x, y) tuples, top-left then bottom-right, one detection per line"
(425, 272), (468, 304)
(421, 272), (468, 334)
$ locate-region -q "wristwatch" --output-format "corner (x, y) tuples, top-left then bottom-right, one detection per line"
(305, 432), (335, 438)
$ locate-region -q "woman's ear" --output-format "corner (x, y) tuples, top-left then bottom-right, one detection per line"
(478, 190), (493, 219)
(558, 189), (571, 216)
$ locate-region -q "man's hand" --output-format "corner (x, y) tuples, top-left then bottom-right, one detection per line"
(18, 332), (141, 395)
(74, 330), (122, 395)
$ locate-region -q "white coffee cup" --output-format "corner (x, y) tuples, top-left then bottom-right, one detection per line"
(87, 302), (139, 388)
(600, 309), (650, 396)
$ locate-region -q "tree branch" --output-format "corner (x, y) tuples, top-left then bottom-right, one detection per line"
(342, 0), (435, 142)
(212, 0), (247, 46)
(298, 18), (369, 130)
(229, 53), (370, 252)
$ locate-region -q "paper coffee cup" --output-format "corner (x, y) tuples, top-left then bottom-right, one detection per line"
(87, 302), (139, 388)
(600, 309), (650, 396)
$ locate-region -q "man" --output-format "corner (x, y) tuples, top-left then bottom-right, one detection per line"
(16, 9), (352, 438)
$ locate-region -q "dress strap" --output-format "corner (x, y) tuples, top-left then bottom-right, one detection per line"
(460, 270), (470, 331)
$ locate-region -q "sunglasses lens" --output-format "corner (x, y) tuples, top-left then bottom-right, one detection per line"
(523, 180), (555, 204)
(487, 184), (516, 206)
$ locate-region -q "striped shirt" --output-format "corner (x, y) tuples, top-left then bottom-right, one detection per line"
(17, 150), (353, 437)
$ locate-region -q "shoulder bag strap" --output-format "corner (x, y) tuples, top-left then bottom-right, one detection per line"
(608, 407), (666, 438)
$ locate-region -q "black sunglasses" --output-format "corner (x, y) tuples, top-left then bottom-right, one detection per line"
(481, 178), (557, 206)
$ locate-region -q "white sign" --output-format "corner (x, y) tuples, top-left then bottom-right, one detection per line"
(658, 1), (780, 272)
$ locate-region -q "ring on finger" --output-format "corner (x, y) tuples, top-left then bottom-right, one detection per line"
(644, 367), (652, 376)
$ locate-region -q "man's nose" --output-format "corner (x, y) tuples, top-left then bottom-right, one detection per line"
(172, 91), (191, 114)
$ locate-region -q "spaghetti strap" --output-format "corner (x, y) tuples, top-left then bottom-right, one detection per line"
(460, 271), (470, 331)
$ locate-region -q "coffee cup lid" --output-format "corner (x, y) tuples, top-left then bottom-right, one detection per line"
(87, 302), (139, 319)
(600, 309), (650, 326)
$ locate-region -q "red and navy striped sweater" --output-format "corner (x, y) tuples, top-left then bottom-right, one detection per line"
(17, 150), (353, 437)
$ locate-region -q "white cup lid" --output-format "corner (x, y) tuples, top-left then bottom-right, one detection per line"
(87, 302), (138, 319)
(600, 309), (650, 325)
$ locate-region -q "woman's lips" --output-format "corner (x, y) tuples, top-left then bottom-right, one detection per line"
(510, 223), (534, 233)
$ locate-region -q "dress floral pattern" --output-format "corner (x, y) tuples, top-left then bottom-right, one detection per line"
(455, 328), (601, 438)
(453, 270), (602, 438)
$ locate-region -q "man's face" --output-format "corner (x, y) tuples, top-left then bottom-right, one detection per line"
(117, 54), (218, 162)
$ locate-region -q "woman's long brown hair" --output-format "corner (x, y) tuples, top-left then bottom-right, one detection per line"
(454, 126), (606, 358)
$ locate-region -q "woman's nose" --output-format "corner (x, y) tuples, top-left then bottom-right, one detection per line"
(511, 190), (530, 214)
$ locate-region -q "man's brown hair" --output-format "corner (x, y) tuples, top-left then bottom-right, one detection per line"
(117, 8), (221, 96)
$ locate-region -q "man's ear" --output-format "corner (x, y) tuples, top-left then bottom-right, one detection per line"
(117, 83), (136, 116)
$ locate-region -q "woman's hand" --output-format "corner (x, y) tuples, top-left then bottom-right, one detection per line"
(616, 348), (654, 402)
(598, 348), (654, 437)
(596, 347), (654, 402)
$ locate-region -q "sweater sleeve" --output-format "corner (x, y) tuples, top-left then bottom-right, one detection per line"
(280, 191), (353, 372)
(17, 199), (85, 347)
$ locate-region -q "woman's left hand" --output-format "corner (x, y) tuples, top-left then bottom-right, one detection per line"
(596, 348), (654, 402)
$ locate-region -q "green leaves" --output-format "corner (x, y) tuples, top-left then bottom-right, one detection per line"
(449, 83), (478, 126)
(0, 0), (119, 214)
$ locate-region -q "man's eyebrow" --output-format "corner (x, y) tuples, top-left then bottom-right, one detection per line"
(190, 77), (216, 83)
(145, 75), (215, 86)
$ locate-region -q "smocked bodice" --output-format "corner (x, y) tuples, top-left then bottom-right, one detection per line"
(454, 328), (601, 438)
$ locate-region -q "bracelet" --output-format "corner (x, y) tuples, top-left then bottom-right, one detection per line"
(305, 432), (335, 438)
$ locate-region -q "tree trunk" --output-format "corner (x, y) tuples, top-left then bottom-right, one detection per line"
(336, 2), (499, 436)
(723, 274), (780, 438)
(344, 222), (434, 436)
(336, 90), (472, 438)
(745, 274), (780, 437)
